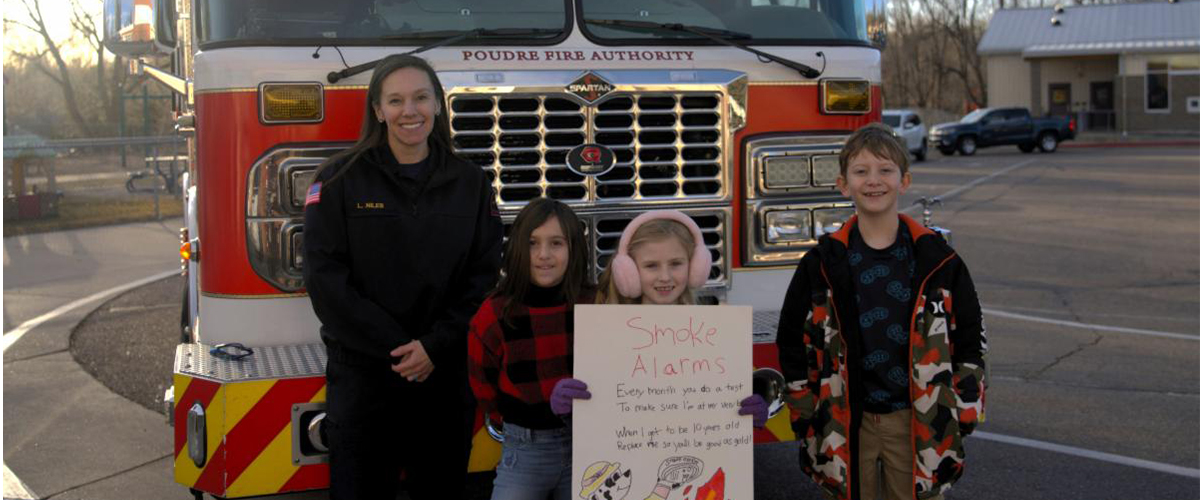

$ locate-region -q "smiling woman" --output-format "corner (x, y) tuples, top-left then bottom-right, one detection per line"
(302, 54), (503, 500)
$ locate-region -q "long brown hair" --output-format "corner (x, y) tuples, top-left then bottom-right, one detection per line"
(314, 54), (455, 184)
(595, 219), (697, 305)
(494, 198), (592, 323)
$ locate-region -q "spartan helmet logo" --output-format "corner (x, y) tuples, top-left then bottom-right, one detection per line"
(566, 144), (616, 176)
(581, 146), (602, 164)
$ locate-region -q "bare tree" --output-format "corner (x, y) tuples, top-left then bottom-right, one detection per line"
(921, 0), (988, 109)
(4, 0), (136, 137)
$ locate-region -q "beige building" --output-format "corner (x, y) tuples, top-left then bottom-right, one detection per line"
(978, 1), (1199, 133)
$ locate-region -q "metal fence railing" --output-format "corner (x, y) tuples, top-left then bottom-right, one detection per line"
(3, 135), (187, 222)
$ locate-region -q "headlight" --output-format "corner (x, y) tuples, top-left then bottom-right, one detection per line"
(764, 209), (812, 244)
(814, 207), (856, 236)
(260, 83), (324, 124)
(811, 155), (840, 187)
(821, 79), (871, 114)
(762, 155), (810, 189)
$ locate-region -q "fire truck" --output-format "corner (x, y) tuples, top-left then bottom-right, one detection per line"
(104, 0), (885, 497)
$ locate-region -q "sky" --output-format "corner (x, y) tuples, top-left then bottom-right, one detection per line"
(3, 0), (106, 65)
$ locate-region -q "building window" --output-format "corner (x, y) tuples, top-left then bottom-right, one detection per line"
(1145, 55), (1200, 113)
(1146, 59), (1169, 112)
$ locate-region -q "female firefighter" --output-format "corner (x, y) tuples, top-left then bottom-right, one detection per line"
(303, 54), (503, 500)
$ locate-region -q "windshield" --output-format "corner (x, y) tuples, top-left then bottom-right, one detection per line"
(199, 0), (567, 47)
(960, 109), (991, 124)
(579, 0), (874, 44)
(882, 115), (900, 127)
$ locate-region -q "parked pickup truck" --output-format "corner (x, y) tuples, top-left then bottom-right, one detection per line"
(928, 107), (1075, 156)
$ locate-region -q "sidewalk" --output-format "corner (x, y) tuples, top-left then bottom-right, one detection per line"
(3, 219), (190, 500)
(1066, 130), (1200, 148)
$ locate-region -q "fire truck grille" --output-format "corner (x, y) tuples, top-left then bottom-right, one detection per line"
(450, 92), (724, 205)
(500, 208), (729, 288)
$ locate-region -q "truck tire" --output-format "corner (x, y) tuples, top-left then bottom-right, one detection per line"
(914, 142), (927, 162)
(1019, 143), (1035, 153)
(1038, 132), (1059, 153)
(957, 136), (977, 156)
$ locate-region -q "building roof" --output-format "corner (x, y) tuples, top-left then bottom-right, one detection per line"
(978, 1), (1200, 57)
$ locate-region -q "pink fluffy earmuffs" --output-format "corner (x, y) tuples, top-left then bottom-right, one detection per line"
(610, 210), (712, 299)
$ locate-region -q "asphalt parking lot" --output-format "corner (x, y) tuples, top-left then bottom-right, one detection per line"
(10, 144), (1199, 499)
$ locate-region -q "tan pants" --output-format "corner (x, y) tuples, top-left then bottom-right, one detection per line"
(857, 410), (944, 500)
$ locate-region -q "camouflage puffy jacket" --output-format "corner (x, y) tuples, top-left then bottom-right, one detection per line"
(776, 215), (987, 500)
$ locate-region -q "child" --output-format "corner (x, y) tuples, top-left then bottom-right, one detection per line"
(551, 210), (769, 465)
(594, 210), (710, 305)
(776, 123), (986, 500)
(467, 198), (593, 500)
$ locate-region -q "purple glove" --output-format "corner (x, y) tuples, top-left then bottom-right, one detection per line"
(739, 395), (768, 428)
(550, 378), (591, 416)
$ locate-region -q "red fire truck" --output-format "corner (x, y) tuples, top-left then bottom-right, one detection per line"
(104, 0), (885, 497)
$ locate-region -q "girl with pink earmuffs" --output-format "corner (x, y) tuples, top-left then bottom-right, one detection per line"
(547, 210), (769, 467)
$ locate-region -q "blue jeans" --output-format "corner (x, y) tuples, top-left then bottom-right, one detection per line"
(491, 422), (572, 500)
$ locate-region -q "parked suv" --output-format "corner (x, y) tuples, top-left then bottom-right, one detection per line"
(928, 107), (1075, 156)
(883, 109), (928, 161)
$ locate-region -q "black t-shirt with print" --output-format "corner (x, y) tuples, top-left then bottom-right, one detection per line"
(849, 222), (916, 414)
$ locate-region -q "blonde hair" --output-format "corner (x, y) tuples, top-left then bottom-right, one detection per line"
(596, 219), (698, 305)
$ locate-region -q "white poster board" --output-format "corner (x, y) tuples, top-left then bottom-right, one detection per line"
(573, 304), (752, 500)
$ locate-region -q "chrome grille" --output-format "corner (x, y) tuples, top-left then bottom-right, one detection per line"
(450, 92), (724, 205)
(500, 208), (729, 289)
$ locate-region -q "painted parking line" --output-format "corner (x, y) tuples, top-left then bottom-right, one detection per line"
(3, 463), (37, 500)
(902, 158), (1039, 214)
(2, 270), (177, 353)
(973, 431), (1200, 479)
(983, 307), (1196, 341)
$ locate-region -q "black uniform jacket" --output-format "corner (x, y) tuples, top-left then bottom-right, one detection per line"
(303, 142), (502, 369)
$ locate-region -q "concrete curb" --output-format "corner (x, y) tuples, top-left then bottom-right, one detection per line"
(1063, 140), (1200, 149)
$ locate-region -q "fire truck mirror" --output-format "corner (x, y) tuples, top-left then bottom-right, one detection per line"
(102, 0), (174, 57)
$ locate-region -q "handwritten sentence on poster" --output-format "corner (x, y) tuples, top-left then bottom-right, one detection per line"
(613, 382), (754, 453)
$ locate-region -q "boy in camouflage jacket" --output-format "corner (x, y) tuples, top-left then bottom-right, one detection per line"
(777, 124), (986, 500)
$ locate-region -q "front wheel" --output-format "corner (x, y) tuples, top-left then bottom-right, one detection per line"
(1038, 133), (1059, 153)
(958, 136), (977, 156)
(914, 142), (928, 162)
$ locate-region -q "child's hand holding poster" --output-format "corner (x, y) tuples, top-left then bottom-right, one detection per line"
(573, 304), (752, 500)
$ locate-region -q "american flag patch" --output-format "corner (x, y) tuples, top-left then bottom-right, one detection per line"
(305, 182), (322, 206)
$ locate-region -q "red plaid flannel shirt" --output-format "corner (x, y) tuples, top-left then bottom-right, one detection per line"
(468, 293), (576, 429)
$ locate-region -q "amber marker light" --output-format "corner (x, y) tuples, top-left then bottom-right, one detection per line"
(821, 79), (870, 114)
(260, 83), (324, 124)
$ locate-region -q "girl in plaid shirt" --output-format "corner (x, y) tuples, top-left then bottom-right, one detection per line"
(468, 198), (593, 500)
